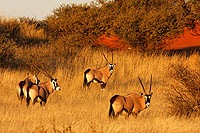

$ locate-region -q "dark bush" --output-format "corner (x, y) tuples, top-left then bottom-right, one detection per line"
(45, 0), (199, 52)
(0, 34), (17, 67)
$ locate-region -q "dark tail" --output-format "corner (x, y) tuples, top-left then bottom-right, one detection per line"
(109, 103), (115, 118)
(19, 81), (25, 100)
(26, 83), (33, 107)
(83, 69), (90, 87)
(109, 95), (119, 118)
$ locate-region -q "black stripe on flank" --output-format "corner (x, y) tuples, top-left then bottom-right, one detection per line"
(93, 78), (104, 83)
(123, 96), (126, 103)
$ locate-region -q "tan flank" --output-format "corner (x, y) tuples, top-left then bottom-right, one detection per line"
(83, 53), (116, 90)
(16, 74), (40, 102)
(109, 75), (153, 118)
(26, 78), (60, 106)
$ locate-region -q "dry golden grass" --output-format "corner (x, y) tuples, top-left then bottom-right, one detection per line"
(164, 53), (200, 117)
(0, 50), (200, 133)
(19, 22), (46, 41)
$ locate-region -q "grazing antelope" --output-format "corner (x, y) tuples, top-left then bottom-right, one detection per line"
(109, 75), (153, 118)
(83, 53), (116, 90)
(26, 66), (61, 106)
(17, 74), (40, 101)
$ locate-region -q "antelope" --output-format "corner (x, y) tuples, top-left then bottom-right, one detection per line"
(83, 53), (116, 90)
(26, 66), (61, 106)
(17, 74), (40, 101)
(109, 75), (153, 118)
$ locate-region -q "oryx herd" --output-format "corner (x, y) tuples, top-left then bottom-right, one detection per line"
(17, 53), (153, 119)
(17, 64), (60, 106)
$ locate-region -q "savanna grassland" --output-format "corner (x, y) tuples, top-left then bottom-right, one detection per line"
(0, 0), (200, 132)
(1, 50), (200, 133)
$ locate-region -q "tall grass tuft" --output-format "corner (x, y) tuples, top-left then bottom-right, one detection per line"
(164, 54), (200, 117)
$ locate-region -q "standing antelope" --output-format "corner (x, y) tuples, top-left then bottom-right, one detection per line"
(109, 75), (153, 118)
(17, 74), (40, 101)
(26, 66), (61, 106)
(83, 53), (116, 90)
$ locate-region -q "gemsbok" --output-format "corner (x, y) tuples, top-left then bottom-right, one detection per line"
(26, 65), (61, 106)
(17, 74), (40, 101)
(109, 75), (153, 118)
(83, 53), (116, 90)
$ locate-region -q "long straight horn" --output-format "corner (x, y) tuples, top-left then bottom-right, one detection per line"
(32, 64), (49, 78)
(112, 52), (113, 64)
(33, 62), (53, 79)
(138, 76), (147, 94)
(102, 53), (109, 64)
(40, 65), (53, 79)
(149, 74), (152, 93)
(22, 59), (35, 75)
(32, 64), (42, 75)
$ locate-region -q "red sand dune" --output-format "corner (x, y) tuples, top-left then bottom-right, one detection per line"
(96, 35), (131, 49)
(96, 25), (200, 50)
(166, 26), (200, 50)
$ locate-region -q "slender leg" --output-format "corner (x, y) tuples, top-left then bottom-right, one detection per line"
(33, 98), (37, 104)
(128, 111), (132, 117)
(86, 81), (92, 90)
(132, 112), (138, 118)
(40, 100), (46, 106)
(87, 82), (91, 87)
(26, 97), (31, 106)
(115, 112), (119, 118)
(39, 97), (47, 106)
